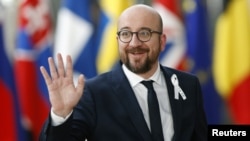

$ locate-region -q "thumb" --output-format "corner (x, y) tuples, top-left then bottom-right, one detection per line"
(76, 74), (85, 95)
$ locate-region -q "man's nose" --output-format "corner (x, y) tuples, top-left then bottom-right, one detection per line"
(129, 34), (142, 47)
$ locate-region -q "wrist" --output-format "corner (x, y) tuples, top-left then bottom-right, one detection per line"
(52, 107), (73, 118)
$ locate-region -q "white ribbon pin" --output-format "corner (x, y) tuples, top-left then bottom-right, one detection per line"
(171, 74), (187, 100)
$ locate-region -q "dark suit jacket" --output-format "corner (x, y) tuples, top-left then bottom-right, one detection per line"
(39, 63), (208, 141)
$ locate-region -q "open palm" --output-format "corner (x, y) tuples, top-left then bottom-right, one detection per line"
(40, 53), (85, 118)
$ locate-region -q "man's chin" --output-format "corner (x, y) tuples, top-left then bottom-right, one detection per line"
(127, 62), (150, 74)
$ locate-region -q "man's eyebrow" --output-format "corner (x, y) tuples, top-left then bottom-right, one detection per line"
(119, 27), (130, 31)
(140, 27), (152, 30)
(119, 27), (152, 31)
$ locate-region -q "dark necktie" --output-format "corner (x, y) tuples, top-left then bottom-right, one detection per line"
(141, 80), (164, 141)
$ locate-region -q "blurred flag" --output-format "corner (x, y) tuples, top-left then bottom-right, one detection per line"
(0, 6), (27, 141)
(182, 0), (223, 124)
(96, 0), (135, 73)
(14, 0), (52, 140)
(213, 0), (250, 124)
(54, 0), (97, 79)
(152, 0), (187, 69)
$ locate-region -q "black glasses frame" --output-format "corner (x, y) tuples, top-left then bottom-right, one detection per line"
(117, 29), (162, 43)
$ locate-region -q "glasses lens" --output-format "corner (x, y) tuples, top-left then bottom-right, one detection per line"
(119, 31), (131, 42)
(138, 30), (151, 41)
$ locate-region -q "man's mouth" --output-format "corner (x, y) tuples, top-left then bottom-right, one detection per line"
(128, 48), (148, 54)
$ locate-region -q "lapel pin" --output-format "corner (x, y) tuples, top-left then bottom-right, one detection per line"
(171, 74), (187, 100)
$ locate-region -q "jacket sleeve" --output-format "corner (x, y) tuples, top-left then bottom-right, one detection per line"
(39, 114), (74, 141)
(39, 83), (96, 141)
(192, 77), (208, 141)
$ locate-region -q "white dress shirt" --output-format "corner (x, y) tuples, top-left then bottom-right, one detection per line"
(51, 63), (174, 141)
(122, 64), (174, 141)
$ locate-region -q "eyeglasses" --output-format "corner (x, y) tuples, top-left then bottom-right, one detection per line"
(117, 29), (162, 43)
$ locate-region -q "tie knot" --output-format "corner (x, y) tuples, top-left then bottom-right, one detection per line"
(141, 80), (154, 90)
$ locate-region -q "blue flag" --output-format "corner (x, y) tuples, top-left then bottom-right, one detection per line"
(183, 0), (223, 124)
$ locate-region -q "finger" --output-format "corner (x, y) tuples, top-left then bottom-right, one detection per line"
(76, 74), (85, 95)
(48, 57), (58, 80)
(57, 53), (65, 77)
(40, 66), (52, 86)
(65, 55), (73, 78)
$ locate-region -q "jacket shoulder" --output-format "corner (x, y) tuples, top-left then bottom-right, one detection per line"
(161, 66), (197, 79)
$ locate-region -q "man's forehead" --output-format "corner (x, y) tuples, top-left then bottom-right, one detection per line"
(122, 4), (156, 13)
(118, 13), (158, 29)
(120, 4), (156, 18)
(117, 4), (161, 31)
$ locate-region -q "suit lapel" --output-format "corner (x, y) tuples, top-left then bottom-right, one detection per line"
(110, 64), (152, 141)
(160, 65), (182, 140)
(109, 64), (183, 140)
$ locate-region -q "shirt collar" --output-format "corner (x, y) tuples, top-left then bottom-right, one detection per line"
(122, 63), (164, 87)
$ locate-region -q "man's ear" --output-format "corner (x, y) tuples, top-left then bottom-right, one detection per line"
(160, 33), (167, 51)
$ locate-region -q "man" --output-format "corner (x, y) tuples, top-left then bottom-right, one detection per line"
(39, 4), (207, 141)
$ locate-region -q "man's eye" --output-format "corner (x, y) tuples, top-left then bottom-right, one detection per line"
(121, 31), (130, 36)
(139, 31), (150, 37)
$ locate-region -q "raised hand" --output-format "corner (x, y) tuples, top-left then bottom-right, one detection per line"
(40, 53), (85, 118)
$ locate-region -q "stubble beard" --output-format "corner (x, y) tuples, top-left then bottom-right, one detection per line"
(125, 56), (152, 74)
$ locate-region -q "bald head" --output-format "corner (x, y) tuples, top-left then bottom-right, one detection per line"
(117, 4), (163, 32)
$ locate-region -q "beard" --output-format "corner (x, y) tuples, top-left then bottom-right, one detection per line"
(126, 56), (152, 74)
(121, 47), (160, 74)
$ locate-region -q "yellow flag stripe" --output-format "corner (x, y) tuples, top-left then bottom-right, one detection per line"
(97, 0), (135, 74)
(213, 0), (250, 98)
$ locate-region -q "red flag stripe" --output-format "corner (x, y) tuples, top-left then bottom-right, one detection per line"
(154, 0), (182, 19)
(14, 61), (49, 139)
(229, 75), (250, 124)
(0, 81), (18, 141)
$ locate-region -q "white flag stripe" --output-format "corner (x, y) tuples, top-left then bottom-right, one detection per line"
(54, 8), (93, 64)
